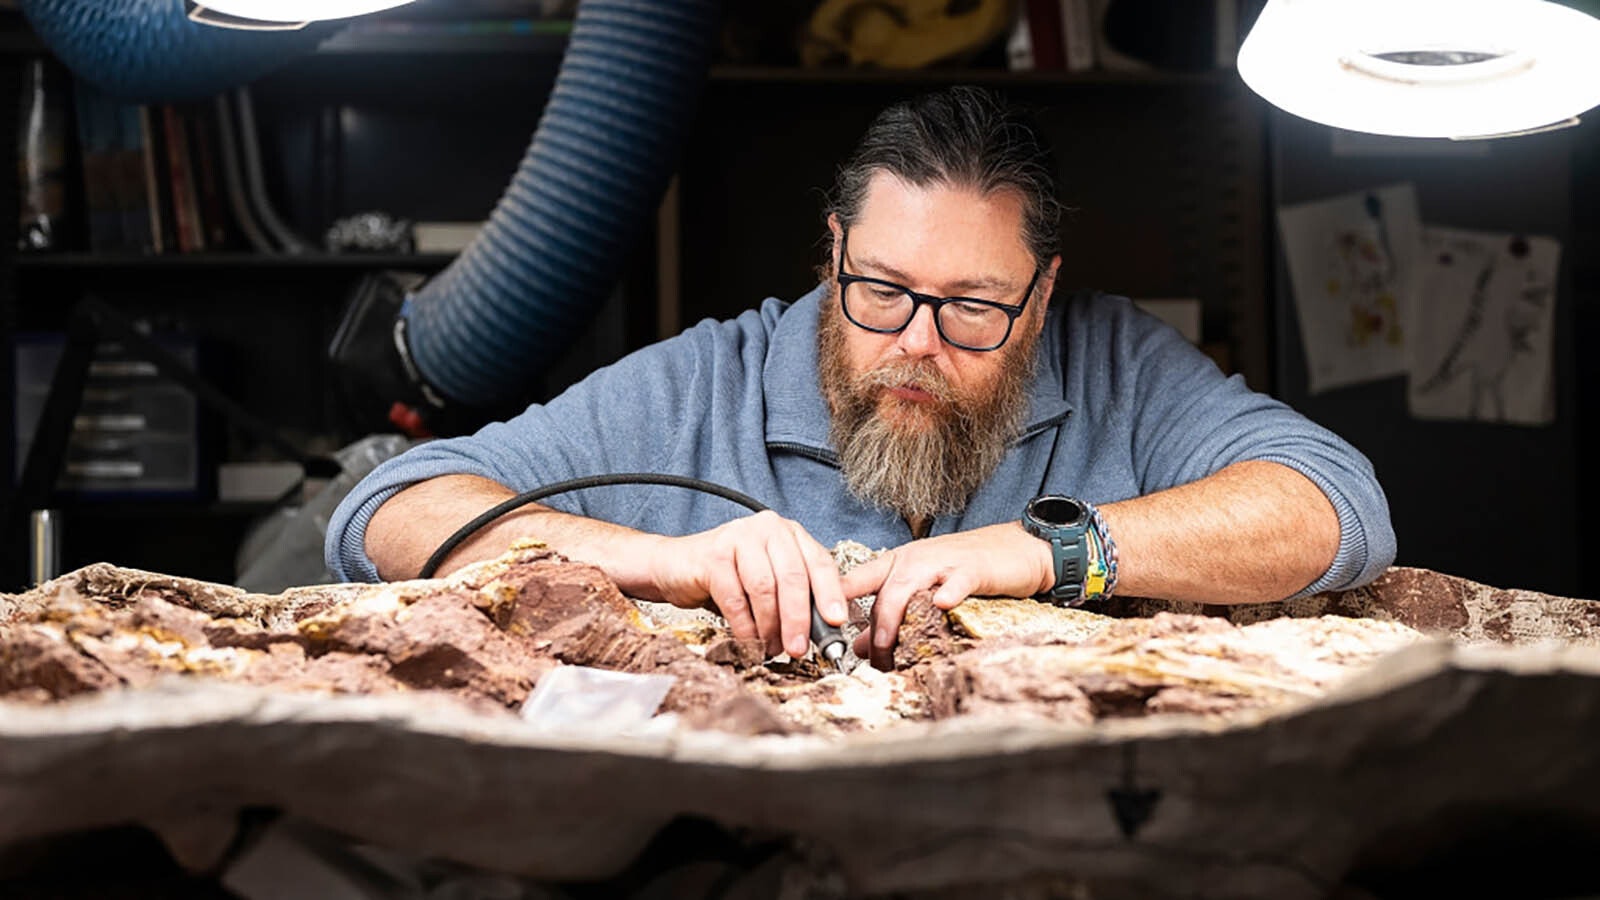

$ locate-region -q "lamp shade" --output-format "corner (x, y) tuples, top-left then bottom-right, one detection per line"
(1237, 0), (1600, 138)
(197, 0), (416, 24)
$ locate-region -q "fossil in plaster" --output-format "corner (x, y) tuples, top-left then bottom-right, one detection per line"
(0, 540), (1484, 737)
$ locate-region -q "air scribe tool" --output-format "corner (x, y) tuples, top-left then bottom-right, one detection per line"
(810, 602), (848, 673)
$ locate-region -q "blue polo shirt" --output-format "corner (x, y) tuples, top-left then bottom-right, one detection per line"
(327, 286), (1395, 594)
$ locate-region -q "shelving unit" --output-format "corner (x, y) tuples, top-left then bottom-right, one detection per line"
(708, 64), (1237, 86)
(0, 13), (634, 588)
(13, 252), (457, 269)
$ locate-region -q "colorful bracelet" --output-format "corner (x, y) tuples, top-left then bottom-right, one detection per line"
(1081, 503), (1118, 602)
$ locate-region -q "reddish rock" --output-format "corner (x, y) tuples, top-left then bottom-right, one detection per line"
(1321, 568), (1473, 633)
(703, 636), (769, 669)
(0, 624), (121, 700)
(891, 594), (970, 669)
(491, 556), (642, 635)
(917, 640), (1095, 726)
(541, 608), (789, 734)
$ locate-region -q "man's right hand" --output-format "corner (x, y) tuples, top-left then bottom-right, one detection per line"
(641, 510), (849, 659)
(367, 477), (846, 659)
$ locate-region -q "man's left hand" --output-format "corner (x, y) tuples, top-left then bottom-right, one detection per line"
(838, 522), (1054, 670)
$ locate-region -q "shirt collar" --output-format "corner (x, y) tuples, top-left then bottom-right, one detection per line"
(762, 283), (1073, 454)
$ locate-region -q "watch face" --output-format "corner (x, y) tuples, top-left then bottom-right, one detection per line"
(1029, 495), (1087, 528)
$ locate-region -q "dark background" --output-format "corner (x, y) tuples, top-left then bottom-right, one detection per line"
(0, 2), (1594, 597)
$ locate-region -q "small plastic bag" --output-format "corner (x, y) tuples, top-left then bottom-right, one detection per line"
(520, 665), (676, 736)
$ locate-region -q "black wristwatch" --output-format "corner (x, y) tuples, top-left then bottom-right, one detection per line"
(1022, 494), (1091, 604)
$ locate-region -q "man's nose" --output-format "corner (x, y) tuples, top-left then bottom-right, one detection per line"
(895, 303), (942, 357)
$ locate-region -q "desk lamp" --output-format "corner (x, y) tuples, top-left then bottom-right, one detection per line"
(1237, 0), (1600, 138)
(187, 0), (417, 30)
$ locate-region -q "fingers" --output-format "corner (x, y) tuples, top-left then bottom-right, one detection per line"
(715, 511), (833, 658)
(792, 521), (848, 626)
(848, 553), (977, 671)
(762, 528), (814, 659)
(684, 512), (855, 659)
(838, 554), (890, 604)
(868, 583), (908, 672)
(706, 552), (758, 644)
(930, 571), (978, 610)
(735, 539), (784, 657)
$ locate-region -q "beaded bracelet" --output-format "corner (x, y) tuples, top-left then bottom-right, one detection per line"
(1081, 503), (1119, 602)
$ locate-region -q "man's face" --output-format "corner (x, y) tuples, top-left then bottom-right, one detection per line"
(818, 172), (1059, 522)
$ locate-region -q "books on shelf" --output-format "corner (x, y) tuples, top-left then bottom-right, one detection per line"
(70, 86), (240, 256)
(1007, 0), (1243, 73)
(1061, 0), (1095, 72)
(72, 81), (120, 252)
(1007, 0), (1093, 72)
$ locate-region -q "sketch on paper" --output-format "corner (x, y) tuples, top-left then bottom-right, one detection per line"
(1407, 229), (1559, 425)
(1277, 184), (1422, 394)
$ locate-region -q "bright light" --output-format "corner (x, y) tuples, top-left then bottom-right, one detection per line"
(195, 0), (417, 25)
(1237, 0), (1600, 138)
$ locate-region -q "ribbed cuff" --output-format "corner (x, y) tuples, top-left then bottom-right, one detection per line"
(334, 485), (402, 583)
(1255, 454), (1367, 598)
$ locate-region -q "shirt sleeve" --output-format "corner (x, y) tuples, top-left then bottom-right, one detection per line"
(1105, 298), (1397, 596)
(324, 315), (739, 583)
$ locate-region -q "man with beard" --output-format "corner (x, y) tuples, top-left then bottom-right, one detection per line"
(328, 87), (1394, 670)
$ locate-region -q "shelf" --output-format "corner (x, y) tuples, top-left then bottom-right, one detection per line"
(0, 20), (569, 59)
(14, 252), (457, 270)
(314, 23), (570, 56)
(40, 499), (285, 519)
(708, 65), (1241, 87)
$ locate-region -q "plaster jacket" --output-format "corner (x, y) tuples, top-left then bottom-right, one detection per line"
(327, 285), (1396, 595)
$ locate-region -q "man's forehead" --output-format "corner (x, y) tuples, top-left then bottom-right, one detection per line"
(849, 175), (1034, 292)
(856, 170), (1026, 218)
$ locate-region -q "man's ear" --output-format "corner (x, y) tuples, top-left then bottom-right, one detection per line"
(823, 214), (843, 278)
(1030, 254), (1062, 332)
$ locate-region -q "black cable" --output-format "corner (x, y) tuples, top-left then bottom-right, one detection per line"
(418, 472), (849, 668)
(418, 473), (769, 579)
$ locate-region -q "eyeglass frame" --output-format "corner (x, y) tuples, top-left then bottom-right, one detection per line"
(834, 228), (1040, 352)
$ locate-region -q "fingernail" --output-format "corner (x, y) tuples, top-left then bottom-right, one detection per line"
(788, 637), (808, 657)
(874, 627), (891, 648)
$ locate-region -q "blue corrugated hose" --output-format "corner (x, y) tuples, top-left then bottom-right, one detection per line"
(405, 0), (719, 407)
(20, 0), (721, 410)
(19, 0), (335, 100)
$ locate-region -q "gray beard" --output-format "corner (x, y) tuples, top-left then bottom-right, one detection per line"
(820, 306), (1035, 524)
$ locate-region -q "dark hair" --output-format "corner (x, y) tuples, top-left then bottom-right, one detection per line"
(823, 86), (1062, 273)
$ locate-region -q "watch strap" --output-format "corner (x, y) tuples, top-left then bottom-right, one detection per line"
(1024, 496), (1117, 607)
(1023, 495), (1090, 604)
(1045, 531), (1086, 602)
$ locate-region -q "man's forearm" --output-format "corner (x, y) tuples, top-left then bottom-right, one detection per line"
(1101, 459), (1340, 605)
(364, 473), (664, 593)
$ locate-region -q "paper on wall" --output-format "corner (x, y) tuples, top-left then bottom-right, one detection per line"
(1407, 229), (1559, 425)
(1278, 184), (1422, 394)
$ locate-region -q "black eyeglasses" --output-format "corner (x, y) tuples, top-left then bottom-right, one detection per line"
(836, 229), (1037, 352)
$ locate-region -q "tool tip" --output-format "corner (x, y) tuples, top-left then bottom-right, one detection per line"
(822, 642), (846, 673)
